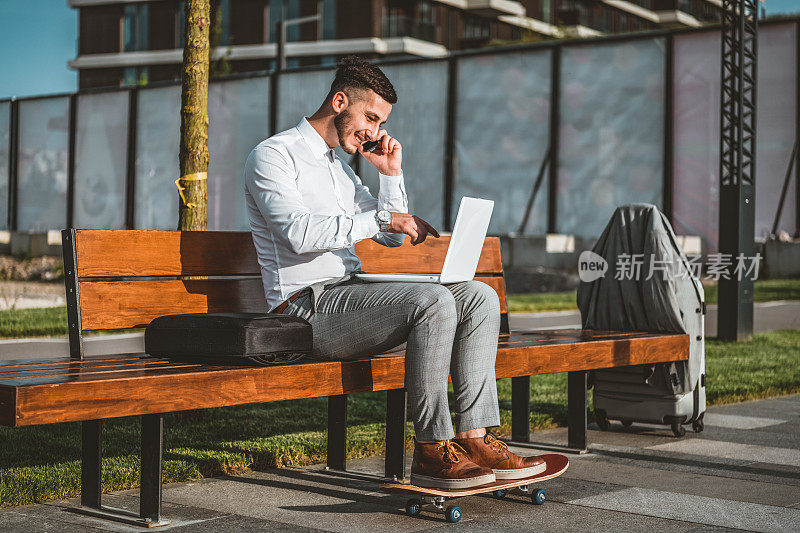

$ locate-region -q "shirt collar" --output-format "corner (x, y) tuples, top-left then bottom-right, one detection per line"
(297, 117), (336, 163)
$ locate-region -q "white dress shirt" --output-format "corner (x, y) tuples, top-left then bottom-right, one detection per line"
(244, 118), (408, 311)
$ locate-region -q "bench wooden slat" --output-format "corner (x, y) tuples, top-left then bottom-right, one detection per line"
(78, 276), (508, 331)
(356, 237), (502, 274)
(0, 361), (196, 381)
(79, 279), (269, 330)
(75, 230), (260, 277)
(74, 231), (502, 278)
(0, 355), (144, 369)
(476, 276), (507, 314)
(2, 331), (688, 427)
(0, 357), (160, 375)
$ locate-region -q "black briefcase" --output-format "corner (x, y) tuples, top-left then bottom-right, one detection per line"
(144, 312), (312, 365)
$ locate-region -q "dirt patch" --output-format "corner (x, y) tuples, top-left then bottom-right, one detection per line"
(0, 256), (63, 282)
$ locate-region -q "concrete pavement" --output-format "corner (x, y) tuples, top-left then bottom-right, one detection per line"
(509, 300), (800, 337)
(2, 395), (798, 532)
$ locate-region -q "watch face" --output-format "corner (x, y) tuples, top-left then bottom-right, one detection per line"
(378, 210), (391, 223)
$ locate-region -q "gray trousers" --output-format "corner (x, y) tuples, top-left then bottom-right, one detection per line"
(283, 279), (501, 441)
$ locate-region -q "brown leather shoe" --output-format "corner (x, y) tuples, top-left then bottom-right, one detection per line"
(410, 439), (496, 489)
(454, 432), (546, 480)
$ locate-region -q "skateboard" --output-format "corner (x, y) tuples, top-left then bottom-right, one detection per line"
(380, 453), (569, 523)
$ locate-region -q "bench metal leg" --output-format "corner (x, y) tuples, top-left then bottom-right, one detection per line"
(81, 420), (102, 509)
(511, 376), (531, 442)
(73, 416), (169, 527)
(503, 372), (589, 455)
(567, 370), (588, 452)
(384, 388), (407, 480)
(327, 394), (347, 471)
(140, 413), (164, 524)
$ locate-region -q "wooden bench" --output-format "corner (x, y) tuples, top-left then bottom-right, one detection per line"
(0, 229), (689, 527)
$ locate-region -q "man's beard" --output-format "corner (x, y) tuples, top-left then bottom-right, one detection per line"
(334, 108), (357, 154)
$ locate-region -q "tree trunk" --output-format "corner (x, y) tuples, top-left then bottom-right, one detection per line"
(178, 0), (210, 231)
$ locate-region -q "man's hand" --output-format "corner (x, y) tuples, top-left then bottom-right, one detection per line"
(359, 130), (402, 176)
(387, 213), (440, 245)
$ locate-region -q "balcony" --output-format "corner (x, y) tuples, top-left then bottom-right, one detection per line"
(465, 0), (526, 17)
(382, 15), (437, 42)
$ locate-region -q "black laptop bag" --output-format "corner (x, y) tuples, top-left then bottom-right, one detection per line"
(145, 312), (312, 365)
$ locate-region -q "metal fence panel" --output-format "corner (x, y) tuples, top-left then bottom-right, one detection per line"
(73, 91), (129, 229)
(208, 76), (271, 230)
(134, 85), (181, 230)
(755, 23), (797, 240)
(362, 60), (448, 229)
(275, 69), (333, 133)
(672, 30), (721, 253)
(17, 97), (69, 231)
(557, 38), (666, 238)
(453, 50), (551, 234)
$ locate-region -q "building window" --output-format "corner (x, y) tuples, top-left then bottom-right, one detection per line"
(123, 3), (149, 52)
(383, 0), (436, 41)
(464, 15), (491, 40)
(123, 66), (149, 87)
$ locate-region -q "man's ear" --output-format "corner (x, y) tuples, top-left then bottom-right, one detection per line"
(331, 91), (349, 113)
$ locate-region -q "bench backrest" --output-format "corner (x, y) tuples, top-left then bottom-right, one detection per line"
(63, 230), (509, 359)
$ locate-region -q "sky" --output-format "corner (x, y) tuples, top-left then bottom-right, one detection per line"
(0, 0), (799, 100)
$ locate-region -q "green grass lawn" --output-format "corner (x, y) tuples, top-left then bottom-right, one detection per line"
(1, 329), (799, 507)
(507, 277), (800, 313)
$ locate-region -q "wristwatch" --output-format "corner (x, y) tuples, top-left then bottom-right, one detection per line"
(375, 210), (392, 232)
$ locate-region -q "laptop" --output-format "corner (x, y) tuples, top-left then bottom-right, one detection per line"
(355, 196), (494, 284)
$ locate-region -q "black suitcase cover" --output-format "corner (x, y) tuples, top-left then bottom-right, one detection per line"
(145, 312), (312, 365)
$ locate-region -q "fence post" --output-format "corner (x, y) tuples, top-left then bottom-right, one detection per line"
(547, 46), (561, 234)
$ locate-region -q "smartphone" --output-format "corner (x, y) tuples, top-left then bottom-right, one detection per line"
(361, 140), (379, 153)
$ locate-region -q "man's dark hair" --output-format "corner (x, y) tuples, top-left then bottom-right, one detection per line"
(325, 56), (397, 105)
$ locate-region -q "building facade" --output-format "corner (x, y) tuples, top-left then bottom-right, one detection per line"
(70, 0), (723, 90)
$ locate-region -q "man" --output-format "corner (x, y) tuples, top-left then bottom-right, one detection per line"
(244, 56), (544, 489)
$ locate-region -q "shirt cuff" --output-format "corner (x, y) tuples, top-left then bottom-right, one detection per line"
(352, 210), (380, 241)
(379, 172), (404, 200)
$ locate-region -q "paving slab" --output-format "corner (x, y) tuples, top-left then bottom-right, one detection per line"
(568, 487), (800, 533)
(2, 395), (799, 532)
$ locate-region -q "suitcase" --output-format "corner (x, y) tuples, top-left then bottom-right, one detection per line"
(145, 312), (313, 365)
(578, 204), (706, 437)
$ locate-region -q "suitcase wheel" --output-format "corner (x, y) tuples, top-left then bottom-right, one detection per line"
(692, 413), (705, 433)
(595, 409), (611, 431)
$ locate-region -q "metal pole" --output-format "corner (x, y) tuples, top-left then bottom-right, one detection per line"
(718, 0), (758, 341)
(66, 94), (77, 229)
(547, 46), (561, 234)
(663, 33), (675, 223)
(8, 98), (18, 231)
(443, 57), (457, 232)
(796, 20), (800, 237)
(125, 88), (138, 229)
(771, 138), (800, 236)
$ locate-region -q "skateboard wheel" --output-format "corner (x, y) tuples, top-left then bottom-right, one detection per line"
(492, 489), (508, 499)
(446, 505), (462, 523)
(405, 498), (422, 517)
(532, 489), (546, 505)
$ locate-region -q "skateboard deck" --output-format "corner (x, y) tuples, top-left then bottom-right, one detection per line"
(381, 453), (569, 522)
